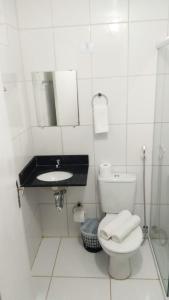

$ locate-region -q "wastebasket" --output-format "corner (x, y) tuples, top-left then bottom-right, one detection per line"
(80, 218), (102, 253)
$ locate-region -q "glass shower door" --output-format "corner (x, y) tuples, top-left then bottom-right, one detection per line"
(150, 43), (169, 295)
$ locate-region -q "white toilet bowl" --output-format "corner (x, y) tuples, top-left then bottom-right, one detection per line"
(98, 214), (143, 279)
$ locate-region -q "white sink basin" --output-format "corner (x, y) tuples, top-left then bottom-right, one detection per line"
(37, 171), (73, 182)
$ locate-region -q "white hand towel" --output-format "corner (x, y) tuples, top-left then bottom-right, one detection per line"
(94, 103), (109, 134)
(100, 210), (131, 240)
(111, 215), (141, 243)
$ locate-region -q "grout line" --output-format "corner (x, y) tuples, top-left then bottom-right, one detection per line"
(18, 19), (169, 31)
(45, 238), (62, 300)
(31, 238), (43, 271)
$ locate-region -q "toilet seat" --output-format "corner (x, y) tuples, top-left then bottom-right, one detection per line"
(98, 214), (143, 254)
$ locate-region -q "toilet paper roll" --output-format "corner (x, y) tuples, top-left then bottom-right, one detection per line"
(73, 205), (85, 223)
(99, 163), (112, 178)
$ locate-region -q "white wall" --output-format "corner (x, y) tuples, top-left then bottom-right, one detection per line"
(0, 1), (34, 298)
(0, 0), (41, 267)
(16, 0), (169, 236)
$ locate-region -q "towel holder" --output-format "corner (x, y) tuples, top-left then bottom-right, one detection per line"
(92, 92), (108, 106)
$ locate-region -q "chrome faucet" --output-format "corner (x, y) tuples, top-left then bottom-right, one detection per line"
(56, 159), (61, 169)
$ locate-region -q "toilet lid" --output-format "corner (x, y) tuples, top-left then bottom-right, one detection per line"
(98, 214), (143, 254)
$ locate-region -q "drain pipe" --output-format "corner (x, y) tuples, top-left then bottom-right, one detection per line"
(142, 145), (148, 245)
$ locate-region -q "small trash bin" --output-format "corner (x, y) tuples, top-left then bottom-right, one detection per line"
(80, 218), (102, 253)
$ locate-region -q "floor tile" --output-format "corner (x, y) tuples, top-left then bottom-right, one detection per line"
(32, 277), (50, 300)
(47, 278), (110, 300)
(130, 240), (158, 279)
(32, 238), (60, 276)
(111, 279), (164, 300)
(53, 238), (108, 278)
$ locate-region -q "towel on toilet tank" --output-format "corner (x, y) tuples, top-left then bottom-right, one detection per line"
(100, 210), (131, 240)
(111, 215), (141, 243)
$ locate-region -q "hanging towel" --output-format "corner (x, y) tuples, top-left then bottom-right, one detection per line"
(93, 102), (109, 134)
(111, 215), (141, 243)
(100, 210), (131, 240)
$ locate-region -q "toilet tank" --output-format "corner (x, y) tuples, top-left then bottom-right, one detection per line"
(98, 173), (136, 213)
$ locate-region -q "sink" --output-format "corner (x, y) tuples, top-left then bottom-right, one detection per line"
(37, 171), (73, 182)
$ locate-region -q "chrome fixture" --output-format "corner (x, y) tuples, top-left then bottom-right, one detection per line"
(56, 159), (61, 169)
(54, 189), (66, 212)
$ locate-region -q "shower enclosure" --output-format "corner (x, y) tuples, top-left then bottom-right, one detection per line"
(150, 38), (169, 297)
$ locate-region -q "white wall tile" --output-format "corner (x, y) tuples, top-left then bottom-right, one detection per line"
(134, 204), (150, 227)
(160, 123), (169, 165)
(92, 23), (128, 77)
(91, 0), (128, 24)
(2, 0), (17, 27)
(32, 127), (63, 155)
(39, 204), (68, 237)
(17, 0), (52, 28)
(62, 126), (94, 165)
(0, 27), (24, 81)
(78, 79), (92, 125)
(94, 125), (126, 166)
(52, 0), (90, 26)
(127, 166), (152, 204)
(0, 24), (8, 45)
(128, 76), (155, 123)
(130, 0), (169, 21)
(67, 166), (96, 204)
(127, 124), (153, 165)
(129, 21), (167, 75)
(93, 77), (127, 124)
(20, 29), (55, 80)
(67, 203), (97, 236)
(21, 189), (42, 267)
(54, 27), (91, 79)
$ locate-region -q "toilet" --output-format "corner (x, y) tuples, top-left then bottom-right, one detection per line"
(98, 173), (143, 280)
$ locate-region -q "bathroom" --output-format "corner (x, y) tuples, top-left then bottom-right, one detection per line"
(1, 0), (169, 299)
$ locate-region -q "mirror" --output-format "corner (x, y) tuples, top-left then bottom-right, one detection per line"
(32, 70), (79, 127)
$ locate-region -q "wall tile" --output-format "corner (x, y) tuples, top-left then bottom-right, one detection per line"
(127, 124), (153, 165)
(20, 29), (55, 80)
(93, 77), (127, 124)
(2, 0), (17, 27)
(4, 82), (29, 139)
(32, 127), (63, 155)
(91, 0), (128, 24)
(62, 126), (94, 165)
(94, 125), (126, 166)
(128, 76), (155, 123)
(39, 204), (68, 237)
(17, 0), (52, 28)
(0, 27), (24, 81)
(129, 21), (167, 75)
(52, 0), (90, 26)
(130, 0), (169, 21)
(67, 203), (97, 236)
(78, 79), (92, 125)
(127, 166), (152, 204)
(54, 26), (91, 78)
(91, 23), (128, 77)
(67, 166), (96, 204)
(134, 204), (150, 227)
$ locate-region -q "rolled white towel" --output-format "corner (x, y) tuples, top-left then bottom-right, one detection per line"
(100, 210), (131, 240)
(111, 215), (141, 243)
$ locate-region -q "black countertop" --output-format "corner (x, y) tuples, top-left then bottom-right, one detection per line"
(19, 155), (89, 187)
